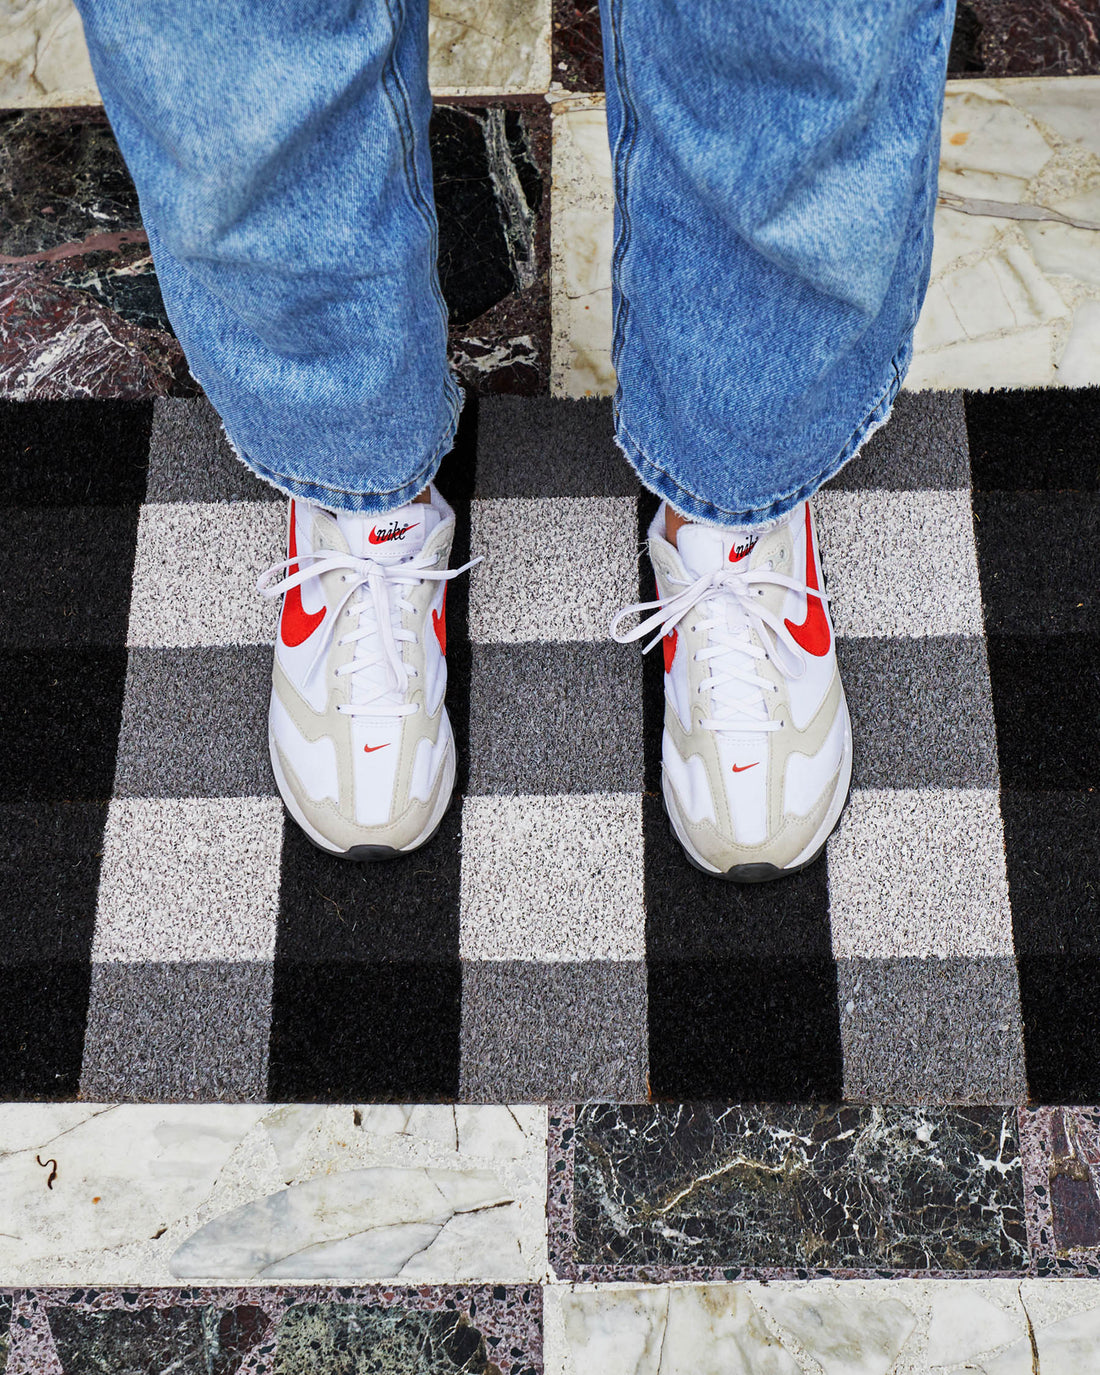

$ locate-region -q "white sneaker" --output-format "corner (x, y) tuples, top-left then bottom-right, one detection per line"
(613, 498), (851, 881)
(258, 485), (478, 860)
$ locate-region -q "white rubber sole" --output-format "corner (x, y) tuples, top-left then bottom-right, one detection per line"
(663, 697), (854, 881)
(269, 722), (456, 860)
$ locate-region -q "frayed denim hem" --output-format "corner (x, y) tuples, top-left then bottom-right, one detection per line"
(613, 343), (910, 529)
(219, 379), (465, 514)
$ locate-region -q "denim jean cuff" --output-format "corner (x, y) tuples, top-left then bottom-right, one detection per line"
(613, 342), (910, 529)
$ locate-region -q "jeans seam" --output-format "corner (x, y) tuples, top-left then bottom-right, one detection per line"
(606, 0), (639, 381)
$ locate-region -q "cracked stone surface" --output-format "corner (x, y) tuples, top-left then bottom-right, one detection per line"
(0, 1105), (546, 1285)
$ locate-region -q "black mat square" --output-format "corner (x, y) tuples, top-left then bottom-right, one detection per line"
(1001, 790), (1100, 958)
(0, 962), (90, 1097)
(647, 956), (843, 1100)
(967, 386), (1100, 492)
(0, 801), (107, 964)
(973, 492), (1098, 635)
(1, 507), (141, 645)
(2, 647), (129, 800)
(0, 398), (152, 506)
(268, 960), (461, 1100)
(985, 634), (1099, 790)
(1019, 957), (1100, 1104)
(643, 795), (833, 959)
(275, 807), (462, 964)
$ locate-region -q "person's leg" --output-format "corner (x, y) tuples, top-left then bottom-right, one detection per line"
(74, 0), (461, 513)
(600, 0), (953, 526)
(607, 0), (954, 879)
(75, 0), (470, 858)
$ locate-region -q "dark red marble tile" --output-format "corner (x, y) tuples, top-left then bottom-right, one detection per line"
(553, 0), (604, 91)
(953, 0), (1100, 76)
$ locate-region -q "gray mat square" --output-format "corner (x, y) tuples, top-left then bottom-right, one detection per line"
(837, 634), (1000, 789)
(460, 960), (647, 1101)
(826, 391), (970, 491)
(475, 396), (636, 497)
(79, 961), (273, 1101)
(114, 646), (275, 797)
(468, 640), (643, 795)
(147, 396), (281, 504)
(837, 956), (1027, 1102)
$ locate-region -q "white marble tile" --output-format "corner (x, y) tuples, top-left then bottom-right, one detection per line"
(827, 788), (1014, 959)
(460, 792), (645, 960)
(2, 0), (553, 105)
(428, 0), (551, 95)
(914, 76), (1100, 389)
(813, 489), (984, 640)
(92, 797), (284, 962)
(545, 1281), (1100, 1375)
(127, 501), (282, 648)
(550, 95), (616, 399)
(0, 0), (98, 107)
(0, 1104), (546, 1284)
(468, 495), (637, 643)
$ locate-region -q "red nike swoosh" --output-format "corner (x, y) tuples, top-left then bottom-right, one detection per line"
(784, 504), (831, 657)
(433, 585), (447, 656)
(363, 743), (390, 753)
(662, 628), (677, 674)
(280, 501), (326, 648)
(731, 762), (758, 773)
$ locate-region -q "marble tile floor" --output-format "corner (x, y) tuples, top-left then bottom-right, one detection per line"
(6, 1104), (1100, 1371)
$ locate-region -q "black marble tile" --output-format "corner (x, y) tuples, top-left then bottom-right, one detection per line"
(437, 99), (551, 396)
(0, 110), (194, 400)
(0, 398), (152, 506)
(553, 0), (604, 90)
(0, 1291), (10, 1371)
(562, 1103), (1028, 1276)
(272, 1304), (497, 1374)
(967, 387), (1100, 491)
(985, 634), (1099, 791)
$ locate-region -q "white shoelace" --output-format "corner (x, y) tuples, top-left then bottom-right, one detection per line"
(258, 547), (481, 718)
(610, 565), (828, 733)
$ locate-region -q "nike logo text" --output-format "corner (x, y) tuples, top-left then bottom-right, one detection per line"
(783, 504), (831, 657)
(280, 500), (326, 648)
(731, 762), (758, 773)
(729, 537), (755, 563)
(369, 520), (415, 546)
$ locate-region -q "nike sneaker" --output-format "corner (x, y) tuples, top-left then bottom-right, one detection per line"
(612, 498), (851, 881)
(258, 485), (478, 860)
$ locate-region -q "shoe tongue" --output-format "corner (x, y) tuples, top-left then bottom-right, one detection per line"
(341, 502), (439, 562)
(676, 524), (757, 580)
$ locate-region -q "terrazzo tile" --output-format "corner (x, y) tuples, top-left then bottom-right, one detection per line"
(0, 1105), (545, 1284)
(551, 0), (603, 91)
(548, 1103), (1029, 1279)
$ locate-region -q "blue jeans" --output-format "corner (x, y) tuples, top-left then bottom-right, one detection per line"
(74, 0), (954, 525)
